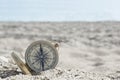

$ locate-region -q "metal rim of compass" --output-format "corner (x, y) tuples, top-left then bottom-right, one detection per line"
(25, 40), (59, 74)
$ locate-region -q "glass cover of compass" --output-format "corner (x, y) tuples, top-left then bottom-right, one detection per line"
(25, 40), (59, 73)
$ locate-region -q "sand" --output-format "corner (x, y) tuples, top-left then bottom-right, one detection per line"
(0, 22), (120, 80)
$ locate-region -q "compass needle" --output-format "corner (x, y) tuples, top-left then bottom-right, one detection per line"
(44, 60), (49, 68)
(40, 44), (43, 55)
(41, 60), (44, 71)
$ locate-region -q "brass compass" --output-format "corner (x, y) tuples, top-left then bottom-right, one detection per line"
(11, 40), (59, 75)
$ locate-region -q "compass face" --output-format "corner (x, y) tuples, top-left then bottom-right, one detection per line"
(25, 40), (59, 73)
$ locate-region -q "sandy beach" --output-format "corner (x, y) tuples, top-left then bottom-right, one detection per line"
(0, 22), (120, 80)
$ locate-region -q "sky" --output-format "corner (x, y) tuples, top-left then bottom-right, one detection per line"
(0, 0), (120, 21)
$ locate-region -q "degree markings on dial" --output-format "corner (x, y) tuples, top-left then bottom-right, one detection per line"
(34, 48), (42, 58)
(32, 58), (40, 65)
(27, 47), (38, 57)
(28, 47), (41, 58)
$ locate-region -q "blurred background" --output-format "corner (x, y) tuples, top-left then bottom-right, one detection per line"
(0, 0), (120, 21)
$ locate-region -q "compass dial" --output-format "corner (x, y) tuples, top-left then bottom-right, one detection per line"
(25, 40), (59, 73)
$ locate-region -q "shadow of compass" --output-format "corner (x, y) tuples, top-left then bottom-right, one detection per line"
(0, 70), (22, 79)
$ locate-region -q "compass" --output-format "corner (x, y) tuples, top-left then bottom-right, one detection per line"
(25, 40), (59, 74)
